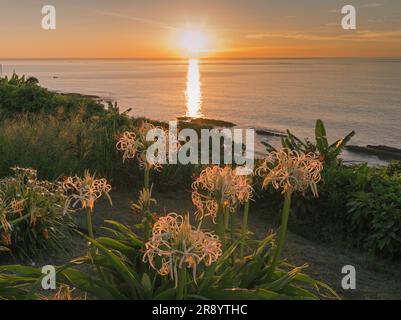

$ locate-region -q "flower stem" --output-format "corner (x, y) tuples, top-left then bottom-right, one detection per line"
(143, 167), (151, 243)
(270, 192), (292, 273)
(85, 207), (104, 278)
(86, 208), (94, 239)
(144, 167), (150, 190)
(230, 210), (235, 265)
(215, 205), (225, 247)
(240, 201), (250, 260)
(176, 266), (187, 300)
(143, 217), (150, 243)
(224, 208), (230, 245)
(224, 209), (229, 229)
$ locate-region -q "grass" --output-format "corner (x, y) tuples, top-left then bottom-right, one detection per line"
(0, 110), (199, 191)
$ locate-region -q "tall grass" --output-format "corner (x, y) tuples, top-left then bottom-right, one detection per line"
(0, 113), (84, 179)
(0, 110), (197, 191)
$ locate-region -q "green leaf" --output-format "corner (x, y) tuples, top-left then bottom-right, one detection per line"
(141, 273), (153, 297)
(153, 288), (176, 300)
(84, 235), (144, 299)
(95, 237), (137, 256)
(202, 287), (281, 300)
(103, 220), (143, 246)
(215, 240), (241, 272)
(59, 268), (126, 299)
(315, 119), (329, 155)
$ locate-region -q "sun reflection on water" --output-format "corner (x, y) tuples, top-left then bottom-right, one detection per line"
(185, 59), (203, 118)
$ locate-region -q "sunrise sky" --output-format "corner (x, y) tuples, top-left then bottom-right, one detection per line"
(1, 0), (400, 59)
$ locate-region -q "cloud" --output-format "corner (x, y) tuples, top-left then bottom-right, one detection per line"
(93, 10), (177, 30)
(247, 30), (401, 42)
(328, 3), (383, 13)
(360, 3), (383, 8)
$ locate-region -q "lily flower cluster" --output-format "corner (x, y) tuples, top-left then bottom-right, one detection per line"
(191, 166), (253, 222)
(62, 170), (112, 213)
(256, 149), (323, 197)
(117, 121), (179, 171)
(143, 213), (222, 286)
(131, 185), (156, 214)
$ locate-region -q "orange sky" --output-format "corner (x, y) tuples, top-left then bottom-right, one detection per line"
(1, 0), (400, 59)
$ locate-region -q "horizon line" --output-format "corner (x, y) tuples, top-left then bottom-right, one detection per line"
(1, 56), (401, 61)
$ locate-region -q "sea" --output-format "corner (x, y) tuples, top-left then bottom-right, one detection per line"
(1, 58), (400, 164)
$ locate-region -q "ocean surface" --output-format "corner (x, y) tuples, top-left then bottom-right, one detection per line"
(1, 58), (400, 163)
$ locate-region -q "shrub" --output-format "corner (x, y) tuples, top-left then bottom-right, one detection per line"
(387, 160), (401, 176)
(282, 163), (401, 260)
(0, 167), (74, 260)
(346, 169), (401, 258)
(0, 74), (103, 118)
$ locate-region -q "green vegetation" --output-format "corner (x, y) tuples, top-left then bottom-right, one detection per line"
(0, 162), (338, 300)
(0, 167), (74, 260)
(0, 228), (338, 300)
(260, 120), (401, 260)
(320, 166), (401, 260)
(0, 74), (103, 118)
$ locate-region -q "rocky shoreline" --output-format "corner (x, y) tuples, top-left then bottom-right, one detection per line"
(177, 116), (236, 128)
(346, 145), (401, 161)
(255, 128), (287, 138)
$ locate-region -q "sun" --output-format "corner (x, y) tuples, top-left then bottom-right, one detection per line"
(178, 29), (208, 55)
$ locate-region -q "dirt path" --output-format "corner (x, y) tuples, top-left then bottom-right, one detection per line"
(248, 212), (401, 300)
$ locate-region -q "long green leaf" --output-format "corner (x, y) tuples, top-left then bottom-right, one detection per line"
(84, 235), (144, 299)
(315, 119), (329, 155)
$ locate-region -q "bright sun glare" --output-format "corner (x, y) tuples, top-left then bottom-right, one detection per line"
(178, 29), (208, 55)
